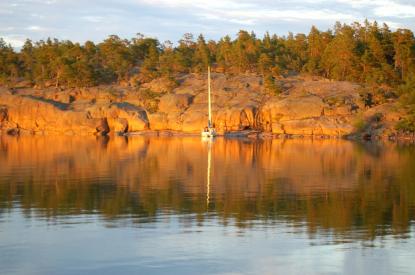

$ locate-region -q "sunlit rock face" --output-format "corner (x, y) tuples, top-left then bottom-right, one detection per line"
(0, 74), (404, 136)
(0, 90), (107, 135)
(0, 135), (414, 240)
(258, 80), (362, 136)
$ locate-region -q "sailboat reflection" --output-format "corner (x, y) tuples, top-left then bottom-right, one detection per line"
(206, 139), (213, 210)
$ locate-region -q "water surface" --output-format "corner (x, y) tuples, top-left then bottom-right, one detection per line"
(0, 136), (414, 274)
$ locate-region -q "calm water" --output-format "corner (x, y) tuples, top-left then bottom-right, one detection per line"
(0, 136), (414, 274)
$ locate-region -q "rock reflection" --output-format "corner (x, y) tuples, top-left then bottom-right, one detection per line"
(0, 135), (414, 241)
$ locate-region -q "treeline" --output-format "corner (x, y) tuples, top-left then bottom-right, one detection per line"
(0, 20), (414, 89)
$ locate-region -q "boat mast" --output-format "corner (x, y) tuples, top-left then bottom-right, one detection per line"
(208, 66), (212, 128)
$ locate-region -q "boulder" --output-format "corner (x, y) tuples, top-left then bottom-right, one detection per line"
(214, 105), (257, 132)
(86, 102), (149, 134)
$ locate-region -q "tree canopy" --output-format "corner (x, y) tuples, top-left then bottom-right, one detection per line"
(0, 21), (414, 91)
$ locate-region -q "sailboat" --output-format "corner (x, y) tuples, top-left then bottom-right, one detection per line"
(201, 66), (217, 138)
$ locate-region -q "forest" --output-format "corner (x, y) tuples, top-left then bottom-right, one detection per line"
(0, 20), (415, 129)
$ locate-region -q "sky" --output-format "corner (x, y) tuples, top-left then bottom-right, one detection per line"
(1, 0), (415, 48)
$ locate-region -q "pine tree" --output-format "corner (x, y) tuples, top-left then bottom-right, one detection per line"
(263, 74), (280, 95)
(233, 30), (260, 73)
(258, 53), (273, 76)
(192, 34), (211, 72)
(159, 40), (175, 77)
(20, 39), (35, 83)
(321, 24), (358, 80)
(174, 33), (195, 72)
(140, 42), (160, 82)
(304, 26), (329, 74)
(0, 20), (413, 91)
(216, 36), (233, 73)
(0, 38), (20, 84)
(393, 29), (415, 81)
(98, 35), (133, 82)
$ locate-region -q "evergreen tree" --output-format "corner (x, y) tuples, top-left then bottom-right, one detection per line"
(192, 34), (211, 72)
(304, 26), (329, 74)
(321, 24), (358, 80)
(393, 29), (415, 81)
(159, 40), (175, 77)
(258, 53), (273, 76)
(233, 30), (260, 73)
(380, 23), (395, 67)
(140, 42), (160, 81)
(216, 35), (233, 73)
(263, 74), (280, 95)
(0, 20), (413, 92)
(0, 38), (20, 84)
(174, 33), (195, 72)
(98, 35), (133, 82)
(20, 39), (35, 82)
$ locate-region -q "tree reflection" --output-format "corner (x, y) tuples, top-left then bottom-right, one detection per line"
(0, 136), (414, 241)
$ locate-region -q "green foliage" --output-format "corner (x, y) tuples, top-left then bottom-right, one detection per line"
(303, 26), (328, 74)
(158, 41), (176, 77)
(397, 76), (415, 132)
(0, 38), (20, 85)
(162, 76), (179, 93)
(192, 34), (211, 73)
(98, 35), (133, 82)
(353, 116), (368, 132)
(216, 35), (233, 73)
(393, 29), (415, 81)
(263, 74), (281, 96)
(140, 43), (160, 82)
(0, 20), (414, 92)
(233, 30), (260, 73)
(321, 24), (358, 80)
(396, 117), (415, 133)
(354, 21), (395, 85)
(174, 33), (195, 72)
(258, 53), (273, 75)
(138, 88), (161, 113)
(398, 76), (415, 100)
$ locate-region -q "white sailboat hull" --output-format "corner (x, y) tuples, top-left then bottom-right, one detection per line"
(201, 128), (217, 138)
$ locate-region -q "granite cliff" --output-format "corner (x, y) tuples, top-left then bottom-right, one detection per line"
(0, 74), (408, 139)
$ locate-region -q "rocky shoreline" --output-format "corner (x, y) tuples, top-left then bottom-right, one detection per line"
(0, 74), (412, 141)
(125, 129), (415, 142)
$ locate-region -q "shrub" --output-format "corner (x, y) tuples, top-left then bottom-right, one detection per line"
(353, 116), (368, 132)
(396, 117), (415, 133)
(263, 74), (281, 96)
(139, 88), (161, 113)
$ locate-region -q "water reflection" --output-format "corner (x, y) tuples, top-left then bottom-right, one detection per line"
(206, 139), (212, 209)
(0, 135), (414, 243)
